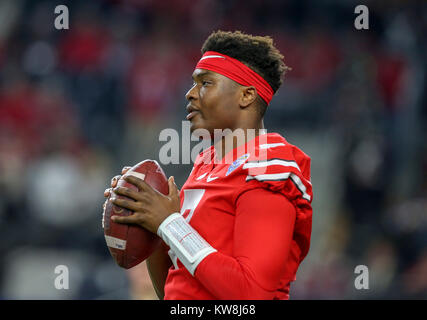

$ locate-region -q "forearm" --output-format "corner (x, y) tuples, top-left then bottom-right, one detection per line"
(146, 242), (172, 300)
(195, 252), (276, 300)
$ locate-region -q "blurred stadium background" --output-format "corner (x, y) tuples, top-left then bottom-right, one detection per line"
(0, 0), (426, 299)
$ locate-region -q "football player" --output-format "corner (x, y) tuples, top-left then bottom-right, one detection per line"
(105, 30), (313, 300)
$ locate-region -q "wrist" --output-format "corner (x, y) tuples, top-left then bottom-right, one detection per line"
(157, 212), (181, 235)
(157, 213), (216, 276)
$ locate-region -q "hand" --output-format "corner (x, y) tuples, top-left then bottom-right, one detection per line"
(103, 166), (131, 213)
(110, 175), (181, 234)
(104, 166), (131, 199)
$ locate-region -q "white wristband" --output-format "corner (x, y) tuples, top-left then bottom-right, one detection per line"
(157, 213), (216, 276)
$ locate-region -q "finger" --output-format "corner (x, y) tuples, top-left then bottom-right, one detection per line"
(172, 176), (180, 192)
(111, 175), (121, 188)
(121, 166), (131, 175)
(104, 188), (112, 198)
(113, 186), (144, 202)
(111, 197), (141, 212)
(168, 176), (180, 197)
(123, 174), (153, 193)
(111, 213), (143, 225)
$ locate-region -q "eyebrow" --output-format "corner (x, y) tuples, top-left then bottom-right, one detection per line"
(192, 70), (212, 80)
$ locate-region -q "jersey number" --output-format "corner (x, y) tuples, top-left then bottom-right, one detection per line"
(181, 189), (205, 222)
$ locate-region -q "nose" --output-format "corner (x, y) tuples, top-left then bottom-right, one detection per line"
(185, 83), (197, 101)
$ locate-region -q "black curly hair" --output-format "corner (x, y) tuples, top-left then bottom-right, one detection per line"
(201, 30), (289, 116)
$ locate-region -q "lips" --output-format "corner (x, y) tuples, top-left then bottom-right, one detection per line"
(186, 111), (199, 120)
(186, 104), (200, 120)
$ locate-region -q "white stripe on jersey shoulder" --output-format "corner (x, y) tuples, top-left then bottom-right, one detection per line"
(246, 172), (291, 182)
(259, 142), (286, 149)
(289, 174), (311, 201)
(243, 158), (301, 172)
(246, 172), (311, 201)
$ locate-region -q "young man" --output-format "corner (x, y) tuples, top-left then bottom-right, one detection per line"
(105, 30), (313, 300)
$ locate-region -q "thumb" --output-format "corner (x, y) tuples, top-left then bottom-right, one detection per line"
(168, 176), (180, 197)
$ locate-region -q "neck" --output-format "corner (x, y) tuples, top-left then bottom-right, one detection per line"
(213, 120), (265, 162)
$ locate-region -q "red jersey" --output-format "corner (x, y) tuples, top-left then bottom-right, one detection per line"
(163, 132), (313, 299)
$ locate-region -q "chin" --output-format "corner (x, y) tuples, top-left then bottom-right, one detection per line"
(189, 121), (211, 139)
(189, 120), (200, 132)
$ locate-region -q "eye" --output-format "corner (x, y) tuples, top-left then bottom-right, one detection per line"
(202, 80), (211, 86)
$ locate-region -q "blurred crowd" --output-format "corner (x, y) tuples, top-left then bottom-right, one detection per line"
(0, 0), (425, 299)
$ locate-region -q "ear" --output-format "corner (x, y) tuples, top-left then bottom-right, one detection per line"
(239, 86), (257, 108)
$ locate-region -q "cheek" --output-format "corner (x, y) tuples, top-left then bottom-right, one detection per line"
(199, 85), (238, 128)
(214, 91), (239, 121)
(199, 88), (217, 116)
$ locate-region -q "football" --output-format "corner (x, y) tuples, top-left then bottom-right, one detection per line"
(102, 160), (169, 269)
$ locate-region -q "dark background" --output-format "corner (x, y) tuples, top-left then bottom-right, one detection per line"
(0, 0), (426, 299)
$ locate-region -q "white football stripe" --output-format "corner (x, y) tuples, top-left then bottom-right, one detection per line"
(124, 171), (146, 180)
(243, 159), (301, 172)
(105, 235), (127, 250)
(259, 143), (286, 149)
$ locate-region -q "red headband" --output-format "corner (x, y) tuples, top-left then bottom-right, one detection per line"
(195, 51), (274, 105)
